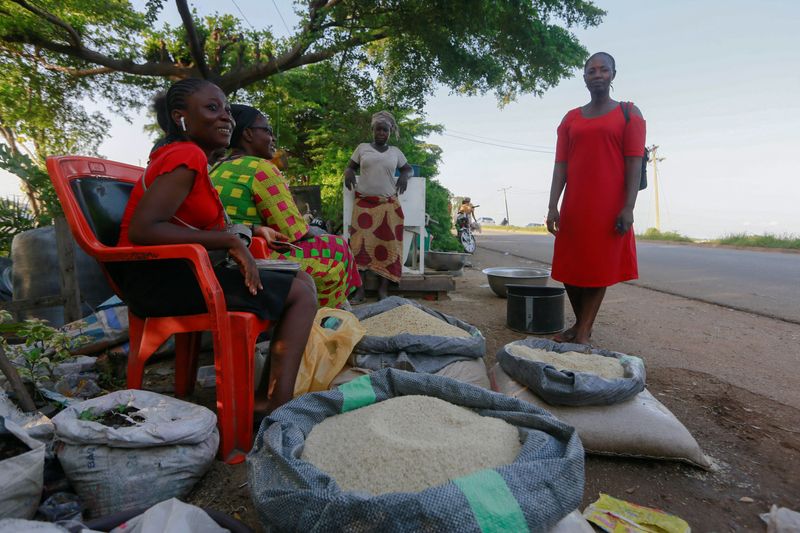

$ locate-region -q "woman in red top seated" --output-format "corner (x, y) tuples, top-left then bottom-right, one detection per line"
(113, 78), (317, 413)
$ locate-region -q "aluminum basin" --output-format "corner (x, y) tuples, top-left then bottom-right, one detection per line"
(425, 251), (469, 272)
(482, 267), (551, 298)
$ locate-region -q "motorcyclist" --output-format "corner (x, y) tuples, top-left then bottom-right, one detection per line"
(456, 198), (479, 229)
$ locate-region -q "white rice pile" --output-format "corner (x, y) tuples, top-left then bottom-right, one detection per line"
(360, 304), (471, 338)
(301, 395), (521, 495)
(508, 345), (625, 379)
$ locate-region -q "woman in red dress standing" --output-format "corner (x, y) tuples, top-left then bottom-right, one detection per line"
(546, 52), (646, 346)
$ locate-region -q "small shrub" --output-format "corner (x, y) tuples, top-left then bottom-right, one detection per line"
(714, 233), (800, 250)
(638, 227), (693, 243)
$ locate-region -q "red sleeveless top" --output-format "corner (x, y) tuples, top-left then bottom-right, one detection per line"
(118, 142), (226, 246)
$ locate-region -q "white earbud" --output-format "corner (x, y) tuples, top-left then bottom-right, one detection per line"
(180, 116), (187, 132)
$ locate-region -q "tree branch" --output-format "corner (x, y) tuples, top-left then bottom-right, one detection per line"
(11, 0), (82, 47)
(175, 0), (210, 79)
(219, 31), (388, 93)
(3, 32), (196, 78)
(0, 344), (37, 413)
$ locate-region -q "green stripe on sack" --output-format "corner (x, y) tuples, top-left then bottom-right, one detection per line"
(339, 374), (377, 413)
(453, 469), (528, 533)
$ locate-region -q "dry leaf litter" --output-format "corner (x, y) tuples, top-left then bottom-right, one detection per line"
(360, 304), (471, 338)
(301, 395), (521, 495)
(508, 345), (625, 379)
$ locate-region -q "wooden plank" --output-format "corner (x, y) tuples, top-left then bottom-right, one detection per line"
(361, 271), (455, 293)
(0, 295), (67, 314)
(55, 216), (82, 323)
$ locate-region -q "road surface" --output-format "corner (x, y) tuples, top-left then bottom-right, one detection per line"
(477, 232), (800, 323)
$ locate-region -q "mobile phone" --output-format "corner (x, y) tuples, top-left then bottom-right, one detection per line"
(275, 240), (302, 251)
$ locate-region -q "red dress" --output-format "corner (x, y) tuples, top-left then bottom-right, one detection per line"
(552, 105), (646, 287)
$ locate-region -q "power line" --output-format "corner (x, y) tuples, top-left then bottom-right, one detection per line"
(439, 132), (554, 154)
(271, 0), (292, 34)
(230, 0), (255, 30)
(446, 128), (553, 151)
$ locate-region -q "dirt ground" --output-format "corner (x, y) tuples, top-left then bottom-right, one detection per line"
(176, 245), (800, 532)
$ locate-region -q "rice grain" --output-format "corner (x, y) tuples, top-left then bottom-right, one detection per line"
(508, 345), (625, 379)
(301, 395), (521, 495)
(360, 304), (470, 338)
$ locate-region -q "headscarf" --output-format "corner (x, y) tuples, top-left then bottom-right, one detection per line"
(229, 104), (268, 148)
(371, 110), (399, 139)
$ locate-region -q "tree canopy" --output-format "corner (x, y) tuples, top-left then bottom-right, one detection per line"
(0, 0), (604, 250)
(1, 0), (604, 101)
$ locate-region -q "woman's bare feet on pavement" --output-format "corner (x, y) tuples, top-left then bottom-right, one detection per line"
(553, 326), (592, 345)
(553, 325), (577, 343)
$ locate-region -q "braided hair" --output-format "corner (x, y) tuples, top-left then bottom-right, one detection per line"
(584, 52), (616, 72)
(152, 78), (214, 151)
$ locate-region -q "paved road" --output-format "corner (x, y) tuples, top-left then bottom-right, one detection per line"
(477, 232), (800, 323)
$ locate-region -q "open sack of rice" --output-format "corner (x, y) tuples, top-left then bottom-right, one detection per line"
(350, 296), (485, 373)
(491, 364), (711, 469)
(497, 338), (646, 406)
(247, 369), (585, 532)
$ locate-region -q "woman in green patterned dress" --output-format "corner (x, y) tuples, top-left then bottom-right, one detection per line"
(210, 105), (361, 308)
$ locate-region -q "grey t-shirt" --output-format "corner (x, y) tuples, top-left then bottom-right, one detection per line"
(351, 143), (408, 197)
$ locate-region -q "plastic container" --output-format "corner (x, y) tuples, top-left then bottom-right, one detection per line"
(506, 285), (565, 334)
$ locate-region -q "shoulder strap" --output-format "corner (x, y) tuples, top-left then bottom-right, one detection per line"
(619, 101), (631, 123)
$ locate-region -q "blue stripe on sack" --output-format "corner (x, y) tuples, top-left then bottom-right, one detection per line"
(104, 307), (123, 330)
(453, 469), (528, 533)
(338, 374), (377, 413)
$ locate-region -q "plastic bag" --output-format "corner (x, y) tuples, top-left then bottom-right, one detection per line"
(52, 390), (219, 518)
(294, 308), (365, 397)
(109, 498), (227, 533)
(0, 416), (45, 519)
(583, 493), (690, 533)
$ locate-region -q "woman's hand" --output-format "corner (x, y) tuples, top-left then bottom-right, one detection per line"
(396, 175), (409, 194)
(227, 240), (262, 295)
(344, 172), (357, 191)
(615, 207), (634, 235)
(253, 225), (292, 249)
(546, 207), (560, 235)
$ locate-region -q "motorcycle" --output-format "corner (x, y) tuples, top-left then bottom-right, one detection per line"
(455, 212), (477, 253)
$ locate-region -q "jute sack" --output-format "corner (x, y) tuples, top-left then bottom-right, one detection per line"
(330, 357), (491, 391)
(248, 369), (585, 532)
(491, 365), (711, 469)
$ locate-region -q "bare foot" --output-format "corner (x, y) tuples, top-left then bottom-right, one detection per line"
(377, 279), (389, 300)
(350, 286), (366, 304)
(553, 325), (577, 343)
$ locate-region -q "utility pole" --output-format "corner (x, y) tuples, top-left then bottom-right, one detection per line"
(498, 187), (511, 225)
(648, 145), (665, 231)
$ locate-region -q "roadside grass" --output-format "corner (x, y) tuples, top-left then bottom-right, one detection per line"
(637, 227), (694, 242)
(481, 224), (549, 234)
(712, 233), (800, 250)
(482, 225), (800, 250)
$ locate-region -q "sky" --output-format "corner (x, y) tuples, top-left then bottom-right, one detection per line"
(2, 0), (798, 239)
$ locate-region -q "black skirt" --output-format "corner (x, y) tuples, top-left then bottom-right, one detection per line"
(107, 259), (295, 320)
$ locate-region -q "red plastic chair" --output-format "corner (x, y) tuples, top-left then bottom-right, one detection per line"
(46, 155), (270, 464)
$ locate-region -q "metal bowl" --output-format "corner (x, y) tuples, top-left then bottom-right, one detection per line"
(482, 267), (551, 298)
(425, 250), (469, 272)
